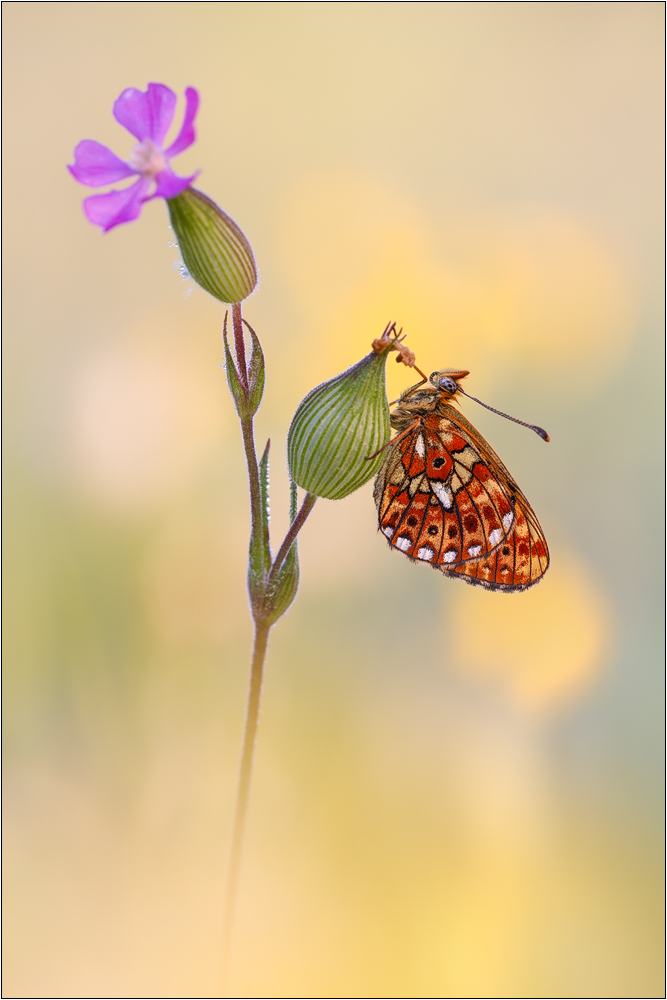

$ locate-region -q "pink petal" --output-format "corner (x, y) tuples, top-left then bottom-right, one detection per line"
(164, 87), (200, 158)
(151, 167), (200, 200)
(82, 176), (152, 232)
(68, 140), (136, 187)
(113, 83), (176, 145)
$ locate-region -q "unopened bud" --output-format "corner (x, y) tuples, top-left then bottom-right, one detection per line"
(167, 187), (257, 303)
(288, 349), (391, 500)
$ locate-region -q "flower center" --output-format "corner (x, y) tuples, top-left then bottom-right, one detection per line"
(128, 139), (167, 177)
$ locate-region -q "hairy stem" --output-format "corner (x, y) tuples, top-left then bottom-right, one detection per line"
(240, 416), (262, 543)
(232, 301), (248, 389)
(221, 493), (316, 990)
(268, 491), (317, 585)
(229, 300), (262, 557)
(221, 303), (317, 992)
(221, 619), (271, 990)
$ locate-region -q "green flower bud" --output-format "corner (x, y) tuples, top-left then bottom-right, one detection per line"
(166, 187), (257, 303)
(288, 349), (391, 500)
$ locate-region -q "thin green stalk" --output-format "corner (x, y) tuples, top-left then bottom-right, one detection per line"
(268, 491), (317, 585)
(232, 301), (248, 388)
(221, 304), (314, 992)
(221, 618), (271, 990)
(240, 415), (262, 534)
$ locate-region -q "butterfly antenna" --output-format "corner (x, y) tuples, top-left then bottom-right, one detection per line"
(457, 387), (550, 442)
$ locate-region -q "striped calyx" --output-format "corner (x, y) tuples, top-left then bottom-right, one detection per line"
(288, 349), (391, 500)
(167, 187), (257, 303)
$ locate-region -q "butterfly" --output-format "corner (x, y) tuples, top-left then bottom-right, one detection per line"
(373, 368), (549, 591)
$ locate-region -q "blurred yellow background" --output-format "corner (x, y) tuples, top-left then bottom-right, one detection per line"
(3, 3), (663, 997)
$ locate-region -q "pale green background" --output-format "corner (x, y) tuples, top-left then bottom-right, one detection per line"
(3, 3), (664, 997)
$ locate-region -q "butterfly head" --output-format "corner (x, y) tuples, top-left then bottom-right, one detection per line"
(429, 369), (470, 398)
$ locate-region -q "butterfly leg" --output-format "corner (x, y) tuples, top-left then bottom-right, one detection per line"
(365, 417), (422, 461)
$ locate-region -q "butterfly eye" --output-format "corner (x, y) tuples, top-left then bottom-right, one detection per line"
(439, 377), (458, 393)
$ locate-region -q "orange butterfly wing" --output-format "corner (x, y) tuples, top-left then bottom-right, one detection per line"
(374, 403), (549, 591)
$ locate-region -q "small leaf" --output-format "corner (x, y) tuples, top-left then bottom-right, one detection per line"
(245, 321), (265, 418)
(223, 327), (248, 418)
(288, 349), (391, 500)
(167, 187), (257, 303)
(263, 478), (300, 625)
(223, 318), (265, 420)
(248, 440), (272, 616)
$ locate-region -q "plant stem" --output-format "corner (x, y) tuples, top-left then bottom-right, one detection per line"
(232, 301), (247, 389)
(268, 491), (317, 585)
(240, 416), (262, 535)
(221, 618), (271, 990)
(221, 304), (317, 992)
(229, 301), (262, 551)
(221, 494), (316, 992)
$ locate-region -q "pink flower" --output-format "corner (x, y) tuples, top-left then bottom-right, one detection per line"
(69, 83), (200, 232)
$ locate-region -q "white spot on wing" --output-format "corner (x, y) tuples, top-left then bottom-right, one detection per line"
(415, 434), (425, 457)
(417, 546), (434, 561)
(382, 525), (394, 538)
(489, 528), (501, 545)
(395, 536), (412, 551)
(467, 544), (482, 557)
(443, 549), (457, 563)
(432, 482), (453, 509)
(503, 511), (514, 530)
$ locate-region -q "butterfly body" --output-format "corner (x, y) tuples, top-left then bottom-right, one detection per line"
(374, 370), (549, 591)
